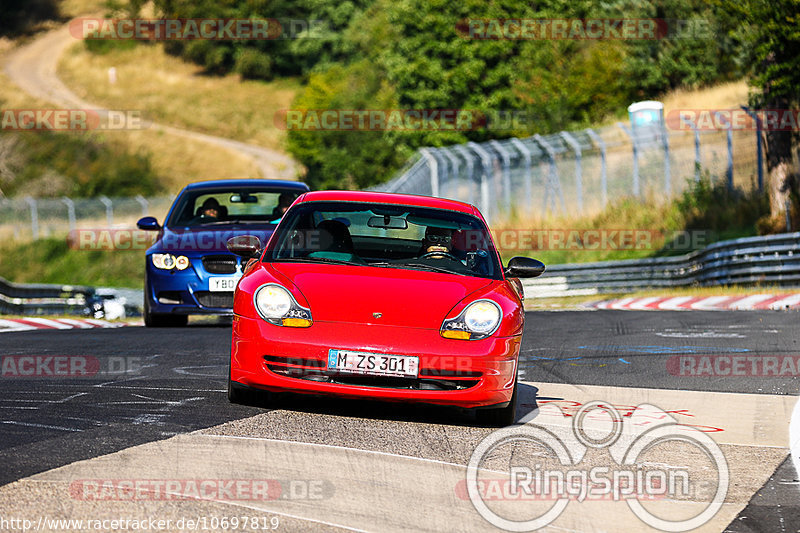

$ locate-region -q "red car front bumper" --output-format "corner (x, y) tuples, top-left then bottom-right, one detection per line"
(231, 315), (521, 408)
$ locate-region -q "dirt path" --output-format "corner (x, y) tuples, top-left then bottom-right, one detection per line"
(4, 25), (299, 180)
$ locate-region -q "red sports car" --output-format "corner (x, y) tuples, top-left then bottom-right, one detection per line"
(226, 190), (544, 425)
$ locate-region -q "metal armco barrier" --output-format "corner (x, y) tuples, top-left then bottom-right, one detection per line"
(0, 276), (103, 316)
(523, 232), (800, 298)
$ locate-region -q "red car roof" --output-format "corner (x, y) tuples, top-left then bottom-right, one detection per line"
(297, 190), (479, 215)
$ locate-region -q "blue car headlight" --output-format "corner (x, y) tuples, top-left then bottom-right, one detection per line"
(152, 253), (190, 270)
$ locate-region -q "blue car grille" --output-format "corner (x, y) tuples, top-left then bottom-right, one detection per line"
(202, 255), (237, 274)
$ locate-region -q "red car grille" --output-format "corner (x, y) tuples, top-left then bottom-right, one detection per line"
(263, 355), (481, 390)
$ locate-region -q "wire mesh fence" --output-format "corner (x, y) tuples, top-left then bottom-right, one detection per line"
(0, 195), (174, 241)
(372, 120), (767, 223)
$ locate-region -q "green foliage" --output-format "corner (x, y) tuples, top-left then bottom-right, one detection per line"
(288, 0), (746, 188)
(287, 61), (412, 189)
(717, 0), (800, 108)
(521, 177), (768, 265)
(0, 238), (144, 288)
(0, 131), (164, 198)
(0, 0), (59, 37)
(622, 0), (745, 94)
(150, 0), (372, 78)
(110, 0), (751, 189)
(674, 174), (769, 239)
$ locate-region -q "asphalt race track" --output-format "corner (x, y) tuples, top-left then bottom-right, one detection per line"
(0, 310), (798, 532)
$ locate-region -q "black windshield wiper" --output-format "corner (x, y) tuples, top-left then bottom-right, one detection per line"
(202, 219), (269, 226)
(273, 257), (364, 266)
(396, 262), (470, 276)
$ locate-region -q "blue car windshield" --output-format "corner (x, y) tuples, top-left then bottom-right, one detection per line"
(264, 201), (503, 279)
(167, 188), (301, 227)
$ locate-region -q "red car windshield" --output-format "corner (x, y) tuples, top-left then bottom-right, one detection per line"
(265, 201), (502, 279)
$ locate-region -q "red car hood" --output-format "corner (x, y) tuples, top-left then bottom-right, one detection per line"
(269, 263), (494, 328)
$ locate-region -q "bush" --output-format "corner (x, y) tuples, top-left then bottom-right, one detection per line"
(0, 130), (164, 198)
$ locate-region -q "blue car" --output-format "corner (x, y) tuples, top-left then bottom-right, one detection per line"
(137, 179), (310, 327)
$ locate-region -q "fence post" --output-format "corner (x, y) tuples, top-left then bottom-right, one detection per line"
(509, 138), (533, 215)
(62, 197), (76, 233)
(714, 112), (734, 190)
(617, 122), (639, 197)
(741, 106), (764, 191)
(467, 142), (495, 222)
(454, 145), (476, 206)
(585, 129), (607, 206)
(99, 195), (114, 227)
(441, 147), (461, 201)
(684, 116), (702, 182)
(25, 197), (39, 240)
(420, 148), (439, 197)
(532, 134), (565, 214)
(560, 131), (583, 212)
(662, 123), (671, 195)
(135, 195), (149, 217)
(489, 140), (512, 215)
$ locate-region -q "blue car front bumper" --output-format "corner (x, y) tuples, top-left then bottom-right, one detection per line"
(145, 253), (244, 315)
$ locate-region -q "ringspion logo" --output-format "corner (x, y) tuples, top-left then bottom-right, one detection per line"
(465, 401), (728, 531)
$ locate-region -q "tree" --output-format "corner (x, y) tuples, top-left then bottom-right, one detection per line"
(720, 0), (800, 228)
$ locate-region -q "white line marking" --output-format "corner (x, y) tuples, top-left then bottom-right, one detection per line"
(55, 318), (94, 329)
(84, 319), (123, 328)
(791, 397), (800, 482)
(627, 297), (662, 310)
(54, 392), (88, 403)
(20, 317), (73, 329)
(690, 296), (731, 310)
(728, 294), (775, 310)
(769, 294), (800, 310)
(609, 297), (636, 310)
(0, 319), (36, 332)
(657, 296), (694, 310)
(0, 420), (81, 432)
(201, 433), (481, 471)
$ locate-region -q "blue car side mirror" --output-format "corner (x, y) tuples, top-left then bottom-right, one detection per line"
(137, 216), (160, 230)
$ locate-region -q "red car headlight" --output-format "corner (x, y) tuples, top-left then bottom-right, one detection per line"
(253, 283), (312, 327)
(440, 299), (501, 340)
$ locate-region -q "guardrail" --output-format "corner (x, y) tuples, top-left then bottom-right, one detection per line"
(523, 232), (800, 298)
(0, 276), (104, 316)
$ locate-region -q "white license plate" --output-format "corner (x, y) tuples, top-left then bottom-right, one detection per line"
(208, 276), (241, 292)
(327, 349), (419, 378)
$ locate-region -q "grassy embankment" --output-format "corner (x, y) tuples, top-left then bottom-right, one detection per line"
(58, 39), (301, 192)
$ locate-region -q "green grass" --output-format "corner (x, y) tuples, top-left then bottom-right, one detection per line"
(0, 238), (144, 288)
(496, 176), (769, 266)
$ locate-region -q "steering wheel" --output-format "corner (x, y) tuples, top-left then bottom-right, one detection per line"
(419, 251), (460, 261)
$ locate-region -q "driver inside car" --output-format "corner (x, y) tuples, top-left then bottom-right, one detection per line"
(422, 226), (462, 262)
